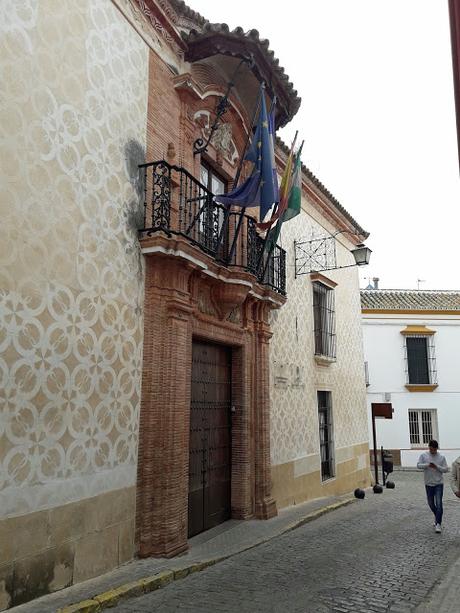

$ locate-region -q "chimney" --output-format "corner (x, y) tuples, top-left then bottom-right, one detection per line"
(372, 277), (379, 290)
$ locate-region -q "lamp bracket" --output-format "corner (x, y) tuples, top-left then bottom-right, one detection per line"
(294, 235), (337, 277)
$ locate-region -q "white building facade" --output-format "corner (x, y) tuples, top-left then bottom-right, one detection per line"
(361, 289), (460, 467)
(269, 150), (371, 508)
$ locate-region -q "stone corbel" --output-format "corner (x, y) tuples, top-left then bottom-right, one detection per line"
(211, 282), (251, 320)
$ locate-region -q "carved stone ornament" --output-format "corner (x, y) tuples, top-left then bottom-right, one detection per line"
(193, 110), (239, 165)
(212, 123), (233, 153)
(137, 0), (177, 48)
(226, 307), (242, 324)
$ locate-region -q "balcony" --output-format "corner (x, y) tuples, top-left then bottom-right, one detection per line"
(138, 160), (286, 295)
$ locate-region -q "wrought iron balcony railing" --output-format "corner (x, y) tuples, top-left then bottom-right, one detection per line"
(138, 160), (286, 295)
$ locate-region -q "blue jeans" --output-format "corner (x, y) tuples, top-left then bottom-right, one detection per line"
(425, 484), (444, 525)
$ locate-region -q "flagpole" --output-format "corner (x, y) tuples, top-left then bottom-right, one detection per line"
(260, 225), (281, 283)
(234, 89), (263, 188)
(260, 139), (304, 282)
(223, 85), (264, 265)
(256, 130), (298, 273)
(214, 86), (262, 260)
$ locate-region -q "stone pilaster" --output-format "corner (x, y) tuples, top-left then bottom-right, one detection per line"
(252, 302), (277, 520)
(136, 256), (194, 557)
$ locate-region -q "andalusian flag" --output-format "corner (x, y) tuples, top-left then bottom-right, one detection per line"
(283, 141), (304, 223)
(260, 141), (304, 258)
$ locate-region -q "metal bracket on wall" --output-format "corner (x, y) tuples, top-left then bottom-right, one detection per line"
(294, 235), (337, 277)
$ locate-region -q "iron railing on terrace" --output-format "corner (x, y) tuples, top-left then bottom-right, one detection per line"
(138, 160), (286, 295)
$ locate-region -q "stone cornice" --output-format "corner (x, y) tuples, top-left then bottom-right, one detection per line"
(140, 233), (286, 309)
(136, 0), (187, 51)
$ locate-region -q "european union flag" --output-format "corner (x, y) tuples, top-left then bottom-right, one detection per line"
(215, 86), (279, 220)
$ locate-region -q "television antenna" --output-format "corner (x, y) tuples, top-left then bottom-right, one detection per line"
(417, 279), (426, 290)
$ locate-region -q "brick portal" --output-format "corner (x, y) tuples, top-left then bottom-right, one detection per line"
(135, 235), (284, 557)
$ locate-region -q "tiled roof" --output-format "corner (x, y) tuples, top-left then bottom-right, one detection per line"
(169, 0), (207, 26)
(276, 137), (369, 240)
(182, 23), (301, 126)
(361, 289), (460, 311)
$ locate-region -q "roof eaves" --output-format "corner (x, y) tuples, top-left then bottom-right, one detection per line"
(168, 0), (207, 26)
(183, 24), (301, 126)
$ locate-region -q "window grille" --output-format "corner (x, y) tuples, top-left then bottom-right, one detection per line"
(404, 335), (437, 385)
(199, 163), (227, 252)
(408, 409), (438, 446)
(313, 282), (336, 358)
(317, 391), (335, 480)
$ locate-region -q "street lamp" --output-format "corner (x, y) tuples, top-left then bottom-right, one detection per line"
(350, 244), (372, 267)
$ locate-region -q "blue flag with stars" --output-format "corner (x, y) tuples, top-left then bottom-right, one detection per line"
(215, 86), (279, 220)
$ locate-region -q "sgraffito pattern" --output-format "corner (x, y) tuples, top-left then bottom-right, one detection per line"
(0, 0), (148, 518)
(270, 211), (368, 467)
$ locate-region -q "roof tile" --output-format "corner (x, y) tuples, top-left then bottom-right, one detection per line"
(361, 289), (460, 310)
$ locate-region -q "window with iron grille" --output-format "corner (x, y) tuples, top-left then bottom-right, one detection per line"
(313, 282), (336, 358)
(404, 335), (437, 384)
(408, 409), (438, 447)
(317, 391), (335, 480)
(198, 163), (227, 248)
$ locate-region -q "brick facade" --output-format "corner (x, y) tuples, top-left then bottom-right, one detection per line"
(133, 31), (291, 555)
(136, 231), (283, 555)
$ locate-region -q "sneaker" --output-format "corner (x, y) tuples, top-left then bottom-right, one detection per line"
(435, 524), (442, 533)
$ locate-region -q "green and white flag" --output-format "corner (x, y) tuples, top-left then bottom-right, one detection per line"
(259, 141), (304, 274)
(282, 141), (303, 223)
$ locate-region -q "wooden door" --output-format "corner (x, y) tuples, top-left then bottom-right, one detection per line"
(188, 341), (231, 537)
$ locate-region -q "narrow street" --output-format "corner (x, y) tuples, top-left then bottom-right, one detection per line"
(119, 472), (460, 613)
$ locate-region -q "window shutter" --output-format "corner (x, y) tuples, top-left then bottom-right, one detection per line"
(406, 337), (430, 384)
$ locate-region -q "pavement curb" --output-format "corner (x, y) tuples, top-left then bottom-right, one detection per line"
(57, 497), (355, 612)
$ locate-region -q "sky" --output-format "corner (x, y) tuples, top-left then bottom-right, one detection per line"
(189, 0), (460, 290)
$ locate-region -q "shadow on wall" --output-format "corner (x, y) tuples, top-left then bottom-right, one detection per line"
(124, 138), (146, 232)
(122, 139), (146, 293)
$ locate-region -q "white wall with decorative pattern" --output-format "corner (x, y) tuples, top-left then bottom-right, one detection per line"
(0, 0), (148, 519)
(270, 203), (369, 468)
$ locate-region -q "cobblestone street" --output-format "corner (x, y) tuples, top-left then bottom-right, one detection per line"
(118, 472), (460, 613)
